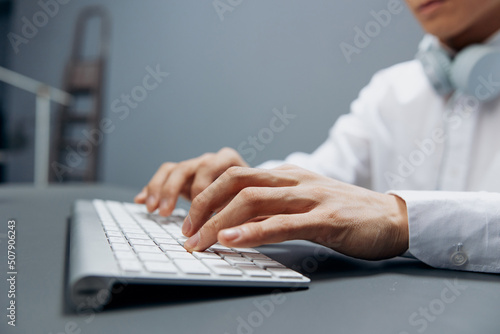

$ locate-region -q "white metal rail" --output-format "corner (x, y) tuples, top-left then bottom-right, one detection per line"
(0, 66), (72, 187)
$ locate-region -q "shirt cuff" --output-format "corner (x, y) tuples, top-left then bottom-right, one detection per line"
(387, 190), (500, 273)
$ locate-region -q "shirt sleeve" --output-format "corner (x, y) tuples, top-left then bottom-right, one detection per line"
(389, 190), (500, 273)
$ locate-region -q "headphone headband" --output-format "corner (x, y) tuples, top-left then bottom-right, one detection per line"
(416, 35), (500, 102)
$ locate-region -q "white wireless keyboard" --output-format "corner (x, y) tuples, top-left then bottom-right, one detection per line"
(67, 199), (310, 309)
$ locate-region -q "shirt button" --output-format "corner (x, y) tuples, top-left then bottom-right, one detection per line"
(451, 243), (468, 266)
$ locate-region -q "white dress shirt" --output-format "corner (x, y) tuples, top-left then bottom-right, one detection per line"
(258, 32), (500, 273)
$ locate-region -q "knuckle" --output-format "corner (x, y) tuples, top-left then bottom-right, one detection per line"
(176, 160), (189, 170)
(207, 217), (223, 235)
(161, 162), (175, 170)
(159, 184), (174, 199)
(274, 217), (294, 239)
(198, 153), (216, 169)
(224, 166), (245, 180)
(191, 182), (209, 198)
(308, 186), (328, 199)
(218, 147), (236, 156)
(238, 187), (262, 206)
(275, 163), (297, 170)
(225, 165), (240, 176)
(199, 152), (211, 160)
(192, 191), (208, 208)
(198, 159), (209, 168)
(200, 152), (215, 162)
(146, 182), (161, 194)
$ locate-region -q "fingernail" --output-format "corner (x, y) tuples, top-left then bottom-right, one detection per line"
(182, 214), (192, 235)
(184, 232), (200, 251)
(146, 196), (156, 211)
(221, 228), (240, 242)
(159, 198), (169, 213)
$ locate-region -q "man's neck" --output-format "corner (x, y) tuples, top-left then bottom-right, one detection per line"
(441, 8), (500, 51)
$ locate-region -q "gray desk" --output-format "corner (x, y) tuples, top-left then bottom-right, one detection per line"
(1, 185), (499, 334)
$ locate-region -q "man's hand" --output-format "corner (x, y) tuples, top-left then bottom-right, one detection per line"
(182, 165), (409, 260)
(134, 147), (248, 216)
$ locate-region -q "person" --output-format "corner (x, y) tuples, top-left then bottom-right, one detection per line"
(135, 0), (500, 273)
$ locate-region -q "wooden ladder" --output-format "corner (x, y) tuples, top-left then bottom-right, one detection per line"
(49, 6), (110, 183)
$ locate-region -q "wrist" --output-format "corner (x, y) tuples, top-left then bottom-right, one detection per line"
(389, 194), (409, 257)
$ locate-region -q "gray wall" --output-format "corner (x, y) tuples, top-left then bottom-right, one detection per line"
(4, 0), (424, 189)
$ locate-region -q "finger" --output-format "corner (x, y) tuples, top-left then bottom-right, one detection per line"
(158, 161), (199, 216)
(145, 163), (176, 212)
(189, 166), (218, 200)
(134, 187), (147, 203)
(272, 163), (299, 171)
(183, 187), (314, 251)
(217, 213), (316, 248)
(180, 180), (194, 201)
(186, 167), (299, 236)
(190, 148), (249, 200)
(217, 147), (250, 168)
(246, 216), (272, 223)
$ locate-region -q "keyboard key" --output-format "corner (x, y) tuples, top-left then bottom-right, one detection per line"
(241, 252), (272, 261)
(166, 251), (195, 260)
(148, 231), (171, 239)
(253, 260), (286, 269)
(121, 227), (144, 233)
(202, 259), (243, 276)
(108, 236), (126, 243)
(129, 239), (156, 246)
(116, 217), (138, 224)
(215, 250), (239, 257)
(139, 221), (159, 228)
(209, 244), (232, 252)
(232, 247), (259, 253)
(102, 225), (120, 232)
(172, 208), (188, 217)
(136, 254), (168, 263)
(114, 251), (137, 260)
(152, 216), (178, 224)
(144, 261), (178, 274)
(238, 265), (272, 277)
(174, 259), (211, 275)
(111, 243), (131, 251)
(144, 227), (165, 235)
(102, 221), (118, 227)
(134, 215), (155, 222)
(224, 256), (252, 266)
(174, 236), (188, 242)
(124, 232), (150, 239)
(164, 225), (181, 233)
(192, 251), (221, 260)
(160, 244), (186, 252)
(123, 202), (145, 213)
(106, 231), (123, 237)
(154, 237), (178, 245)
(267, 268), (304, 279)
(118, 260), (142, 272)
(133, 245), (163, 254)
(117, 219), (138, 225)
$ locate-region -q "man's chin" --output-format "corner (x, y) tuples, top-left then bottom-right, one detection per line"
(419, 21), (462, 43)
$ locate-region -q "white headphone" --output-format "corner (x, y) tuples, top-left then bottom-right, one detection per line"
(416, 35), (500, 102)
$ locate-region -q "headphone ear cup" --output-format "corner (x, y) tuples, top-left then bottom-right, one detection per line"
(417, 49), (453, 96)
(450, 46), (500, 102)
